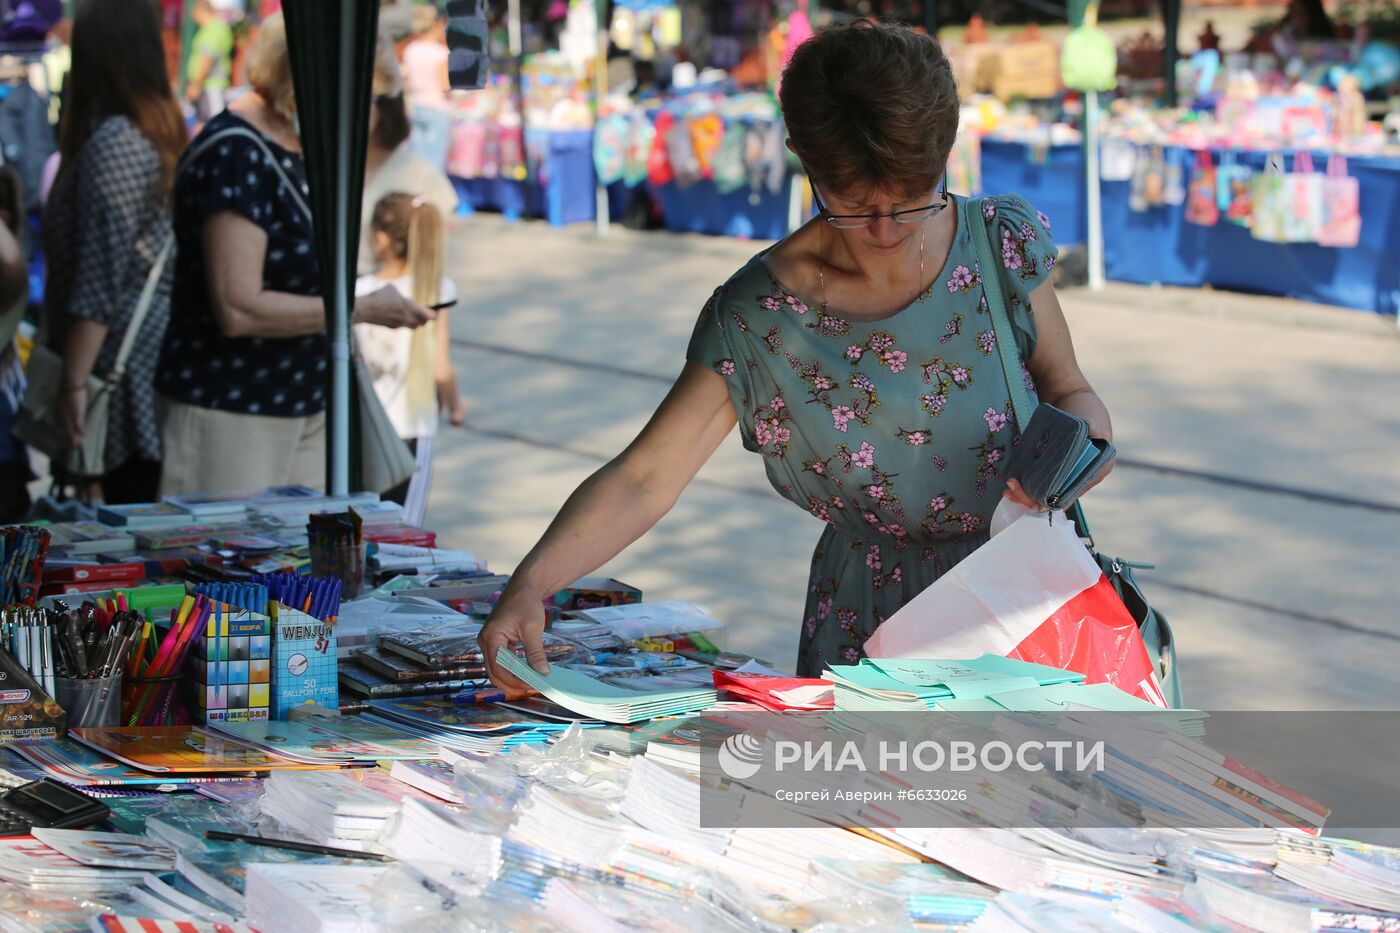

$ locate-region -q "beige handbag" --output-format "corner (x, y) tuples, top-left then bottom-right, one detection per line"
(16, 239), (172, 478)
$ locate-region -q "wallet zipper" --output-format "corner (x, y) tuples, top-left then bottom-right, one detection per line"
(1044, 419), (1090, 509)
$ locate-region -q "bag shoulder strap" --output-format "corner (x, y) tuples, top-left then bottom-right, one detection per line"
(968, 194), (1094, 541)
(184, 125), (312, 222)
(108, 237), (173, 382)
(967, 196), (1035, 430)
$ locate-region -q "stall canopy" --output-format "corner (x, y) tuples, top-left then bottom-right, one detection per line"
(283, 0), (380, 495)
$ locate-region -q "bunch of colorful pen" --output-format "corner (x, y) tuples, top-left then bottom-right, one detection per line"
(0, 605), (57, 697)
(250, 573), (342, 624)
(0, 526), (50, 606)
(122, 593), (215, 726)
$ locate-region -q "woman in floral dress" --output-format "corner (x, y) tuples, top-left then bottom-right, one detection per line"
(481, 22), (1114, 682)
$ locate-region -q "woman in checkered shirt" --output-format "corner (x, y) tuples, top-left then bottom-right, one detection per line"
(40, 0), (187, 503)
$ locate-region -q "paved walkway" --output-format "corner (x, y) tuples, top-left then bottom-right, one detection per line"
(429, 216), (1400, 710)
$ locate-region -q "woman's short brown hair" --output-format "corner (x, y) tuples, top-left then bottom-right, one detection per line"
(245, 12), (297, 119)
(779, 21), (959, 202)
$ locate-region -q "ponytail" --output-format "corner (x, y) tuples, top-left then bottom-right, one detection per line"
(406, 198), (444, 307)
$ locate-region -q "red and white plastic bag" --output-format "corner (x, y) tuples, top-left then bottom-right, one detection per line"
(864, 502), (1168, 707)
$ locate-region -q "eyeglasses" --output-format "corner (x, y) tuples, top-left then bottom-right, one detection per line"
(814, 179), (950, 229)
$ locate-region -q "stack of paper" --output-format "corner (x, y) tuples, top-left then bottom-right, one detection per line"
(824, 655), (1085, 711)
(1274, 843), (1400, 915)
(620, 755), (919, 899)
(0, 837), (147, 893)
(383, 797), (503, 894)
(8, 737), (257, 789)
(133, 872), (242, 924)
(387, 752), (468, 804)
(712, 661), (834, 711)
(876, 828), (1185, 903)
(987, 682), (1207, 736)
(206, 716), (442, 763)
(496, 649), (716, 724)
(244, 863), (390, 933)
(1193, 869), (1400, 933)
(259, 770), (401, 850)
(28, 829), (175, 872)
(175, 846), (360, 916)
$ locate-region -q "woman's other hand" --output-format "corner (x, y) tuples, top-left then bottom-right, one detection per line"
(480, 588), (551, 691)
(61, 385), (88, 449)
(353, 285), (436, 329)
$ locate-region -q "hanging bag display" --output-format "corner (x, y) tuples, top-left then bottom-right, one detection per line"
(1283, 150), (1324, 244)
(1250, 153), (1289, 243)
(710, 119), (749, 195)
(1316, 154), (1361, 248)
(592, 113), (629, 187)
(16, 240), (172, 479)
(1183, 149), (1219, 226)
(1162, 148), (1186, 206)
(1142, 146), (1167, 207)
(1217, 152), (1255, 228)
(623, 114), (654, 188)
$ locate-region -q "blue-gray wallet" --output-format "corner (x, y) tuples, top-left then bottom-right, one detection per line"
(1005, 404), (1116, 510)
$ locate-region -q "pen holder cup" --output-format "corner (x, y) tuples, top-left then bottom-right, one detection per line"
(122, 674), (190, 728)
(308, 540), (366, 598)
(55, 673), (123, 729)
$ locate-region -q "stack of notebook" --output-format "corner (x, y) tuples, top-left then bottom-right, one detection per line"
(824, 654), (1086, 712)
(496, 649), (717, 724)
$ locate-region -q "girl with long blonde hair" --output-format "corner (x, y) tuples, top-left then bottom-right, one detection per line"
(355, 193), (466, 523)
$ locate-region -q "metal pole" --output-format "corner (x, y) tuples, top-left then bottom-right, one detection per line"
(594, 6), (610, 237)
(330, 0), (354, 495)
(1085, 89), (1105, 291)
(508, 0), (522, 57)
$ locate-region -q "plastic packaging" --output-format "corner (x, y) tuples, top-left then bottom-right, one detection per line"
(868, 499), (1167, 707)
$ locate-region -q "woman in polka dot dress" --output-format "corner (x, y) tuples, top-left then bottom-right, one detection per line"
(156, 14), (434, 495)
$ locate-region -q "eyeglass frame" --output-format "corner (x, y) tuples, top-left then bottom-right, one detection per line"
(812, 177), (951, 229)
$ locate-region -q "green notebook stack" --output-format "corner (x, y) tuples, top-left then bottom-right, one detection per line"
(824, 655), (1085, 712)
(495, 650), (716, 724)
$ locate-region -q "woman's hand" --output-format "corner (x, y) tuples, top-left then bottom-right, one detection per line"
(61, 385), (88, 449)
(1001, 453), (1115, 512)
(435, 363), (468, 426)
(352, 285), (436, 330)
(480, 588), (551, 691)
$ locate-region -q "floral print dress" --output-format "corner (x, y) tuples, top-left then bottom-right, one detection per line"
(687, 194), (1058, 676)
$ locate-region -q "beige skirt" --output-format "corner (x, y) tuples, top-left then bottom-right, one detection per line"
(158, 396), (326, 496)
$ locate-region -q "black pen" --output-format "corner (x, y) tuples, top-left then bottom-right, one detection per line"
(204, 830), (397, 862)
(429, 300), (457, 311)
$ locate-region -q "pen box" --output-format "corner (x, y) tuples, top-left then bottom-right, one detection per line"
(268, 602), (338, 720)
(192, 605), (271, 724)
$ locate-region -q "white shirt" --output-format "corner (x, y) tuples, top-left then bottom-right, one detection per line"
(359, 144), (459, 276)
(354, 273), (458, 440)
